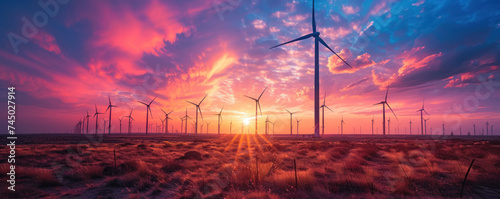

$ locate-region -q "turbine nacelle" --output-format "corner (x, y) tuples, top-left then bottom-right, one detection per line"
(312, 32), (320, 37)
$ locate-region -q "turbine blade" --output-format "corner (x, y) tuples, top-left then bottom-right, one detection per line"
(285, 109), (291, 114)
(269, 33), (314, 49)
(373, 102), (383, 106)
(323, 92), (326, 106)
(199, 94), (208, 105)
(199, 107), (204, 121)
(244, 95), (257, 101)
(138, 101), (148, 106)
(386, 103), (398, 120)
(385, 86), (389, 101)
(318, 36), (352, 68)
(312, 0), (316, 32)
(220, 106), (224, 114)
(325, 106), (334, 112)
(149, 96), (158, 105)
(130, 109), (133, 116)
(167, 110), (173, 115)
(258, 86), (268, 100)
(95, 104), (98, 113)
(186, 101), (197, 106)
(149, 107), (153, 119)
(424, 109), (430, 117)
(161, 109), (166, 115)
(108, 94), (111, 105)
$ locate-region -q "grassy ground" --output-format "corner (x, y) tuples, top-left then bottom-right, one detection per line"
(1, 134), (499, 198)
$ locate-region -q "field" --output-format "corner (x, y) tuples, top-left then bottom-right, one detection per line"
(1, 134), (500, 198)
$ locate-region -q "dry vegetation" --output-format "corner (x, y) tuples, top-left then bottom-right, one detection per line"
(1, 134), (499, 198)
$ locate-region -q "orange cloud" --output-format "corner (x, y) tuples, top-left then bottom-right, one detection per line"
(327, 49), (377, 74)
(398, 52), (443, 76)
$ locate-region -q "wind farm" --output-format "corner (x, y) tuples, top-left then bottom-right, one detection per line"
(2, 0), (499, 198)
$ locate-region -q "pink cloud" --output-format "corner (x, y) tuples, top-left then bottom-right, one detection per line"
(327, 49), (377, 74)
(252, 19), (267, 29)
(343, 5), (360, 15)
(398, 52), (443, 76)
(33, 31), (61, 54)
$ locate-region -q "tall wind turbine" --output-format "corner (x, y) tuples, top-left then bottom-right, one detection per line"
(270, 121), (276, 135)
(187, 94), (208, 135)
(270, 0), (352, 137)
(409, 119), (412, 135)
(265, 116), (270, 135)
(206, 122), (211, 134)
(182, 108), (190, 134)
(244, 87), (267, 135)
(214, 106), (224, 135)
(320, 92), (334, 135)
(179, 116), (184, 134)
(473, 123), (476, 135)
(124, 109), (134, 134)
(138, 96), (157, 134)
(486, 121), (490, 135)
(388, 117), (391, 135)
(93, 104), (105, 134)
(417, 99), (430, 135)
(160, 117), (165, 133)
(106, 95), (117, 134)
(161, 109), (174, 134)
(373, 86), (397, 135)
(285, 109), (298, 135)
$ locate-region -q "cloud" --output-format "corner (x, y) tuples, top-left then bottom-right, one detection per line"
(252, 19), (267, 29)
(342, 5), (360, 15)
(327, 49), (377, 74)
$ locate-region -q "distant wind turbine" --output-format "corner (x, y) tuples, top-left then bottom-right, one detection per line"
(270, 0), (352, 137)
(123, 109), (134, 134)
(244, 87), (268, 135)
(296, 118), (302, 135)
(341, 115), (345, 135)
(93, 104), (105, 134)
(102, 118), (107, 134)
(285, 109), (298, 135)
(161, 109), (174, 134)
(118, 117), (124, 134)
(486, 121), (490, 135)
(409, 119), (412, 135)
(388, 117), (391, 135)
(206, 122), (211, 134)
(214, 106), (224, 135)
(106, 95), (117, 134)
(182, 108), (190, 134)
(320, 92), (334, 135)
(138, 96), (157, 134)
(270, 121), (276, 135)
(473, 123), (476, 135)
(85, 111), (90, 134)
(424, 117), (431, 135)
(373, 86), (397, 135)
(371, 116), (374, 135)
(417, 99), (430, 135)
(187, 94), (208, 135)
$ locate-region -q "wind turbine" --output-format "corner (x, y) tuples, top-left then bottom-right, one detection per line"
(187, 94), (208, 135)
(85, 111), (90, 134)
(265, 116), (270, 135)
(296, 118), (302, 135)
(320, 92), (334, 135)
(206, 122), (211, 134)
(473, 123), (476, 135)
(106, 95), (117, 134)
(179, 116), (184, 134)
(388, 117), (391, 135)
(214, 106), (224, 135)
(486, 121), (490, 135)
(230, 120), (232, 134)
(81, 117), (85, 134)
(93, 104), (105, 134)
(118, 117), (124, 134)
(270, 121), (276, 135)
(160, 117), (165, 133)
(102, 118), (107, 134)
(138, 96), (157, 134)
(244, 87), (268, 135)
(270, 0), (352, 137)
(124, 109), (134, 134)
(161, 109), (174, 134)
(182, 108), (190, 134)
(409, 119), (412, 135)
(424, 117), (431, 135)
(417, 99), (430, 135)
(341, 116), (345, 135)
(371, 116), (374, 135)
(373, 86), (397, 135)
(285, 109), (298, 135)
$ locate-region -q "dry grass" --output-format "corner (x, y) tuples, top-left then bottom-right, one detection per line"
(1, 134), (499, 198)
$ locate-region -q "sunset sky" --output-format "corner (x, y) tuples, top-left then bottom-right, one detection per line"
(1, 0), (499, 134)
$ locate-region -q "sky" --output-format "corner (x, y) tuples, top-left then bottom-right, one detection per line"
(0, 0), (499, 135)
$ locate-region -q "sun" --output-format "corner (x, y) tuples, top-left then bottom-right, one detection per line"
(243, 118), (250, 126)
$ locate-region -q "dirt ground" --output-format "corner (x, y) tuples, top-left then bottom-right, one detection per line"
(1, 134), (499, 198)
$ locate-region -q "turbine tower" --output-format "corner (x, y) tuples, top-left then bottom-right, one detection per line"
(388, 117), (391, 135)
(373, 86), (397, 135)
(187, 94), (208, 135)
(486, 121), (489, 135)
(93, 104), (105, 134)
(270, 0), (352, 138)
(161, 109), (174, 134)
(206, 122), (211, 134)
(244, 87), (268, 135)
(409, 119), (412, 135)
(214, 106), (224, 135)
(106, 95), (117, 134)
(182, 108), (190, 134)
(102, 118), (107, 134)
(285, 109), (298, 135)
(473, 123), (476, 135)
(417, 99), (430, 135)
(320, 92), (334, 135)
(424, 117), (431, 135)
(271, 121), (276, 135)
(138, 96), (157, 134)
